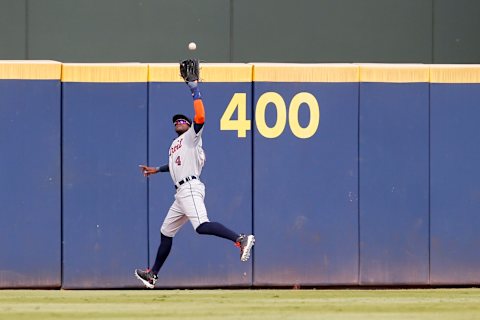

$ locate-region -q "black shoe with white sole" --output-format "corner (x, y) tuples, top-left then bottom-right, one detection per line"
(134, 268), (158, 289)
(235, 234), (255, 262)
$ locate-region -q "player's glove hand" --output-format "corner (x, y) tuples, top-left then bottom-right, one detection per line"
(180, 59), (199, 83)
(138, 165), (159, 177)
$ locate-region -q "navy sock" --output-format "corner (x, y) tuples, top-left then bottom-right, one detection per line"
(196, 222), (239, 242)
(151, 233), (173, 275)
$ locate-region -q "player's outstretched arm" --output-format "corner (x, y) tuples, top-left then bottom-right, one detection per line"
(180, 59), (204, 133)
(188, 81), (205, 133)
(138, 164), (169, 177)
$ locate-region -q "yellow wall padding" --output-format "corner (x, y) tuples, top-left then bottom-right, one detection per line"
(148, 64), (179, 82)
(430, 65), (480, 83)
(149, 63), (252, 82)
(201, 64), (252, 82)
(252, 63), (359, 82)
(62, 63), (148, 83)
(359, 64), (430, 83)
(0, 60), (61, 80)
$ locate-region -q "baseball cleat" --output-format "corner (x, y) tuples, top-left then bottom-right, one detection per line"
(235, 234), (255, 262)
(134, 268), (158, 289)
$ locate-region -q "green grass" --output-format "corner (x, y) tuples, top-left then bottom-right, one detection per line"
(1, 288), (480, 320)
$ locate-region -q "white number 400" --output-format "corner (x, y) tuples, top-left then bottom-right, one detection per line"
(220, 92), (320, 139)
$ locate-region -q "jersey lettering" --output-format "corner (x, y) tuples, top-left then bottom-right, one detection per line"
(168, 127), (205, 185)
(169, 138), (183, 156)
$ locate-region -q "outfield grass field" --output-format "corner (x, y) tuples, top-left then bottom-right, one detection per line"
(0, 288), (479, 320)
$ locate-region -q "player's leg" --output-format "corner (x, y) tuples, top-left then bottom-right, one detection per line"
(135, 201), (187, 288)
(196, 221), (237, 241)
(150, 232), (173, 274)
(196, 222), (255, 261)
(179, 181), (255, 261)
(154, 205), (188, 272)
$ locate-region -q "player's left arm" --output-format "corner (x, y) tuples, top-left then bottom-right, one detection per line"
(138, 164), (168, 177)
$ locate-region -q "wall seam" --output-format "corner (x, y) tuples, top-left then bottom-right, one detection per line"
(60, 75), (64, 288)
(357, 80), (361, 285)
(146, 81), (151, 268)
(428, 81), (432, 285)
(251, 81), (255, 287)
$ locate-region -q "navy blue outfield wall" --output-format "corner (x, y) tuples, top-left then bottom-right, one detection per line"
(358, 65), (430, 285)
(1, 62), (480, 288)
(252, 64), (360, 286)
(147, 64), (253, 287)
(0, 61), (62, 288)
(61, 64), (149, 289)
(429, 66), (480, 285)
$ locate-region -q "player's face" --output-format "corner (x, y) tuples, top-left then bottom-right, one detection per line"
(174, 119), (190, 135)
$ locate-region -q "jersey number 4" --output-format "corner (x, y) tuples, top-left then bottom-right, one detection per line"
(175, 156), (182, 166)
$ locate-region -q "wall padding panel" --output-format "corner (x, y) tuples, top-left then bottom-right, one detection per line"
(62, 63), (148, 288)
(253, 64), (360, 286)
(0, 61), (61, 288)
(430, 65), (480, 284)
(359, 64), (430, 285)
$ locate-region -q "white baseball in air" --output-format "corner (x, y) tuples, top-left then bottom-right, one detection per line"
(188, 42), (197, 50)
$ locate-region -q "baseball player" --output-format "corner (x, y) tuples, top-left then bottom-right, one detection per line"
(134, 59), (255, 289)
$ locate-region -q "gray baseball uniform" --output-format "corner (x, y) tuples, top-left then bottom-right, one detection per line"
(161, 125), (208, 237)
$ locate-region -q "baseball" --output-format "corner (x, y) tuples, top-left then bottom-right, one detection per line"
(188, 42), (197, 51)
